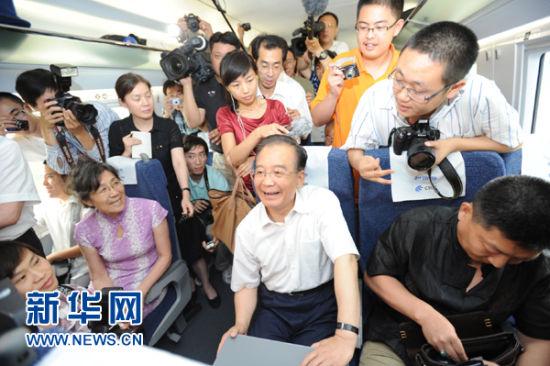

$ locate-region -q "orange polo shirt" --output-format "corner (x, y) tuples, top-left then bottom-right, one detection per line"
(311, 45), (400, 147)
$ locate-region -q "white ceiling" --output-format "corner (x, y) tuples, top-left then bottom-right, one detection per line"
(13, 0), (416, 49)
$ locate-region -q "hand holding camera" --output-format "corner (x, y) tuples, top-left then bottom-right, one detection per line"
(327, 64), (346, 97)
(42, 98), (65, 128)
(392, 120), (441, 171)
(0, 114), (28, 134)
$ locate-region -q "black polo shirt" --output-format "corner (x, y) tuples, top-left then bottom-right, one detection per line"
(108, 114), (183, 199)
(193, 76), (228, 154)
(366, 206), (550, 363)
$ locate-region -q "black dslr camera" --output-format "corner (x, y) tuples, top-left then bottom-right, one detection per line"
(48, 64), (98, 126)
(392, 119), (441, 171)
(291, 16), (325, 56)
(160, 35), (214, 82)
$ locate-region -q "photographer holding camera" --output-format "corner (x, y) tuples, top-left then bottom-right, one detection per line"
(178, 30), (242, 185)
(15, 68), (119, 175)
(297, 12), (349, 92)
(343, 22), (522, 184)
(162, 80), (201, 136)
(311, 0), (404, 148)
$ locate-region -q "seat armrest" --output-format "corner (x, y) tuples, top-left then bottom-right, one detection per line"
(145, 260), (187, 304)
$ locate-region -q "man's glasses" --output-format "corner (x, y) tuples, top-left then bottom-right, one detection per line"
(355, 19), (399, 37)
(389, 70), (452, 104)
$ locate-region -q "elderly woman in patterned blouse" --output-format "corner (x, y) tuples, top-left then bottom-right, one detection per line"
(71, 160), (171, 317)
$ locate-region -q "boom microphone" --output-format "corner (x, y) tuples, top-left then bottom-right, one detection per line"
(301, 0), (329, 17)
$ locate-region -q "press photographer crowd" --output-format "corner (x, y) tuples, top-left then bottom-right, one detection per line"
(0, 0), (549, 366)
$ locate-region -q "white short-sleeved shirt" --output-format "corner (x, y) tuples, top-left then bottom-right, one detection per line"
(329, 40), (350, 55)
(258, 72), (313, 138)
(231, 185), (359, 293)
(0, 137), (39, 240)
(341, 73), (523, 151)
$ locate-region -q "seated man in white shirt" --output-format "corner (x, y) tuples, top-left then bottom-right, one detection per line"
(250, 35), (313, 140)
(219, 135), (360, 366)
(343, 21), (522, 184)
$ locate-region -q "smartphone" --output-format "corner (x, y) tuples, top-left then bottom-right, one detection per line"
(204, 240), (217, 250)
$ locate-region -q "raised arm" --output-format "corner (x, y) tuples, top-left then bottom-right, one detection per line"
(180, 77), (206, 129)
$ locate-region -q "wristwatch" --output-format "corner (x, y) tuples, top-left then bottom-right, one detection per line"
(336, 322), (359, 335)
(318, 50), (329, 61)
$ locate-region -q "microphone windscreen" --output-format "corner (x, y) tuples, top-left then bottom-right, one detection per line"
(301, 0), (329, 17)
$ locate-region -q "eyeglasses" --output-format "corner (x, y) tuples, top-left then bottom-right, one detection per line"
(355, 19), (399, 36)
(252, 169), (297, 180)
(96, 179), (123, 195)
(389, 70), (451, 104)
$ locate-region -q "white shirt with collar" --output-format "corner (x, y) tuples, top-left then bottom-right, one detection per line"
(231, 184), (359, 293)
(341, 73), (523, 151)
(0, 136), (40, 240)
(258, 72), (313, 138)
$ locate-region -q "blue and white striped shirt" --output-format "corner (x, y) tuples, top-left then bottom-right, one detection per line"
(341, 73), (523, 151)
(46, 101), (119, 174)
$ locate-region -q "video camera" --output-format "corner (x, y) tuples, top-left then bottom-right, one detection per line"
(291, 17), (325, 57)
(160, 35), (214, 82)
(48, 64), (98, 126)
(291, 0), (328, 56)
(392, 120), (441, 171)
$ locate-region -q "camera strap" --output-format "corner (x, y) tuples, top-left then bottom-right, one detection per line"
(54, 126), (76, 167)
(54, 125), (106, 168)
(428, 157), (464, 200)
(88, 124), (107, 162)
(203, 168), (211, 191)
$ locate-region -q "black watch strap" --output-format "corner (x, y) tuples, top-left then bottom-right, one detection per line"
(336, 322), (359, 335)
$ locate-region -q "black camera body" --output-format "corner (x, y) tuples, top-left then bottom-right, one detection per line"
(291, 16), (325, 56)
(49, 64), (98, 126)
(392, 120), (441, 171)
(185, 13), (200, 33)
(5, 119), (29, 132)
(51, 92), (98, 126)
(160, 35), (214, 82)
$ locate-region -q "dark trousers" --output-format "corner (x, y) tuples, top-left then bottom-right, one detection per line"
(177, 215), (207, 265)
(248, 281), (337, 346)
(16, 228), (45, 257)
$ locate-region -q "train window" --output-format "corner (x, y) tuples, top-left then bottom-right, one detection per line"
(532, 51), (549, 136)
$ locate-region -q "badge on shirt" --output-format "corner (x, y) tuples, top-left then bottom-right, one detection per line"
(207, 90), (216, 97)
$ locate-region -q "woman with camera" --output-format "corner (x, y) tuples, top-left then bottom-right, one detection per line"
(216, 50), (291, 191)
(71, 160), (171, 317)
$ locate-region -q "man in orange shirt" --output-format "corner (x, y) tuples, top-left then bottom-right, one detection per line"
(311, 0), (405, 147)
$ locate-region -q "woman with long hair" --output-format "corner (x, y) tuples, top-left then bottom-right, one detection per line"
(216, 50), (291, 188)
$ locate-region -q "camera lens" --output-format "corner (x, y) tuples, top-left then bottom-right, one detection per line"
(407, 137), (436, 171)
(71, 103), (98, 125)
